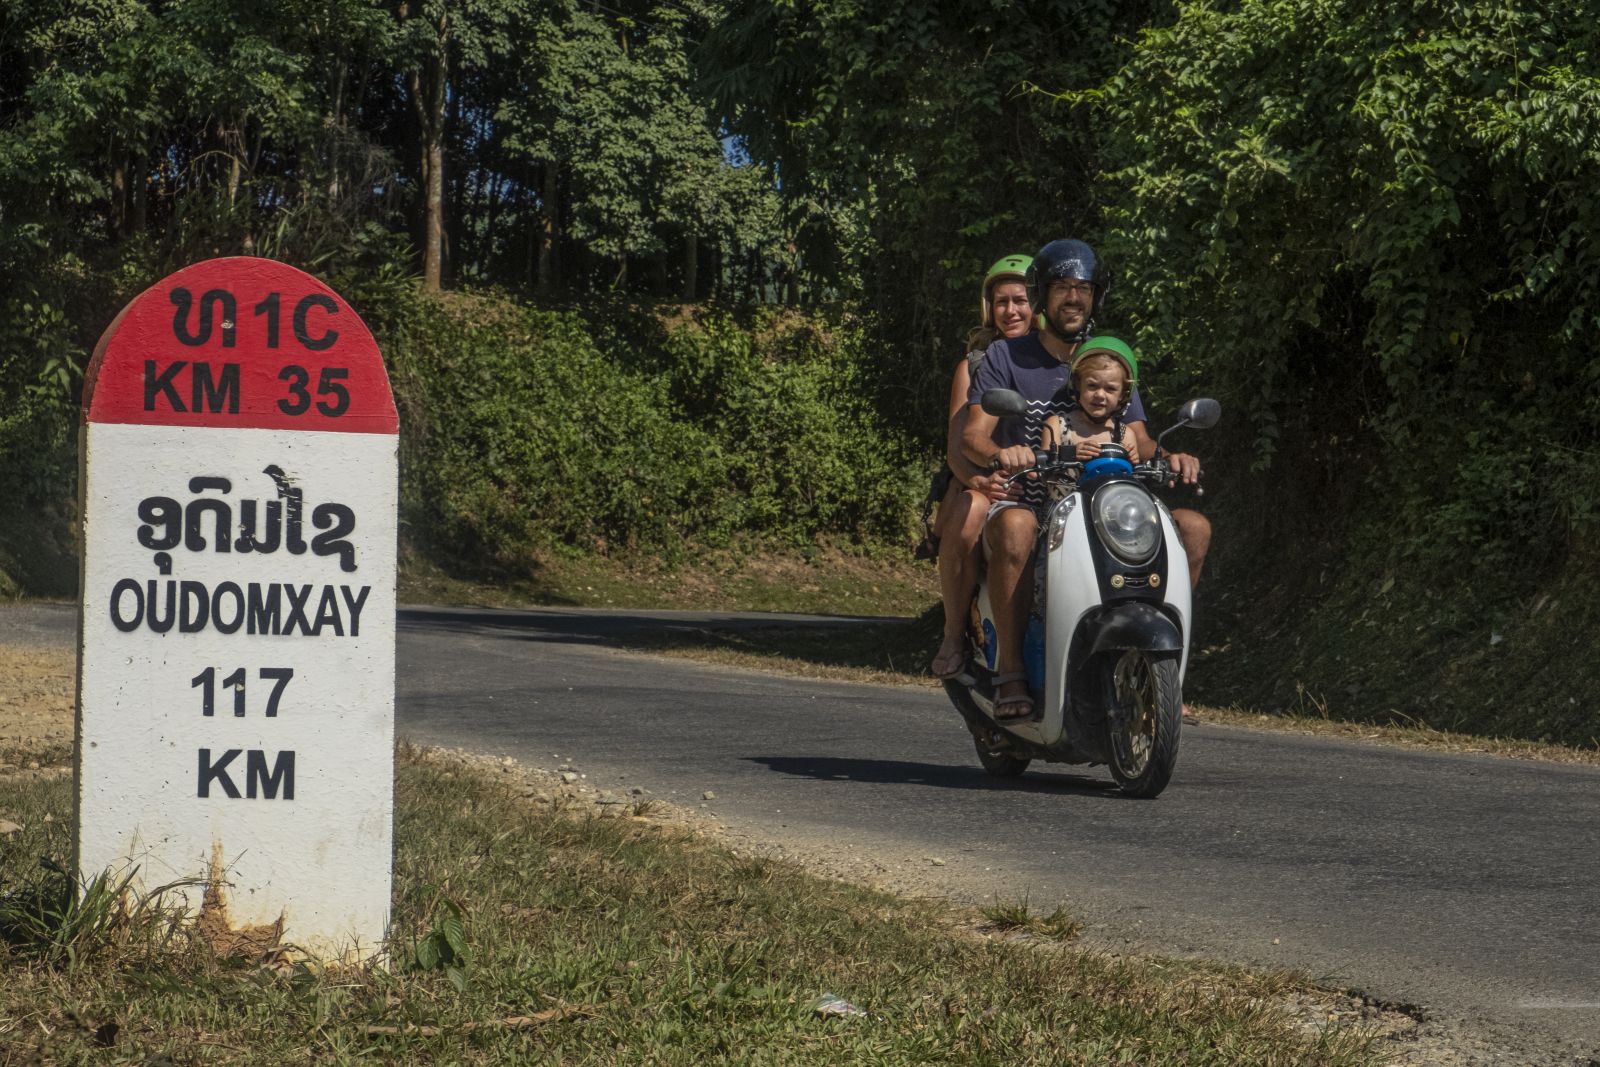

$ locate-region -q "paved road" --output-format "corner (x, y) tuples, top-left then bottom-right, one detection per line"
(9, 603), (1599, 1061)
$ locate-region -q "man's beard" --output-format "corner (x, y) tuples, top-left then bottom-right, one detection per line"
(1047, 308), (1089, 338)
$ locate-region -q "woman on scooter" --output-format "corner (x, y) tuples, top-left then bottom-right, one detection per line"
(929, 255), (1034, 679)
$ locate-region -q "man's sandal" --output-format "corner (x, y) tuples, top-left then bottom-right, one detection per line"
(991, 671), (1034, 721)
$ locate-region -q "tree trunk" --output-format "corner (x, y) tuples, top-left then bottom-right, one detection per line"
(482, 174), (503, 270)
(402, 2), (450, 293)
(225, 120), (242, 208)
(446, 83), (466, 282)
(416, 84), (448, 292)
(109, 153), (127, 241)
(784, 240), (800, 304)
(328, 51), (347, 202)
(131, 152), (149, 235)
(683, 232), (698, 302)
(536, 162), (558, 297)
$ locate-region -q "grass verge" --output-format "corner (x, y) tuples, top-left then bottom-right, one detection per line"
(397, 542), (939, 618)
(625, 607), (943, 687)
(0, 748), (1381, 1065)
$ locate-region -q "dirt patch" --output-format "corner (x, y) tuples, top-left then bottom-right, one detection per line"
(0, 644), (74, 769)
(195, 841), (286, 959)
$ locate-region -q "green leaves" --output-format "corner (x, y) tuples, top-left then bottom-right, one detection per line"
(697, 0), (1147, 427)
(389, 296), (918, 565)
(410, 895), (470, 991)
(1088, 0), (1600, 622)
(1099, 0), (1600, 440)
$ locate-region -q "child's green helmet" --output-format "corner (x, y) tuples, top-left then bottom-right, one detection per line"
(1071, 335), (1139, 389)
(981, 254), (1033, 328)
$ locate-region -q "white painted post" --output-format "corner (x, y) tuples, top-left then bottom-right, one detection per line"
(75, 257), (398, 962)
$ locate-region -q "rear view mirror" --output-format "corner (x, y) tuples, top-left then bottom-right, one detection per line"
(1177, 398), (1221, 430)
(981, 388), (1028, 418)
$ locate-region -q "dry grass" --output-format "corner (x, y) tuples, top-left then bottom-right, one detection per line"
(397, 542), (939, 618)
(0, 645), (74, 770)
(1182, 703), (1600, 766)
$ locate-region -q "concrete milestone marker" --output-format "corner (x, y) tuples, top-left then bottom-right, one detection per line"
(75, 257), (397, 961)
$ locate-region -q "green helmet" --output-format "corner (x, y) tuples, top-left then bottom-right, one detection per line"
(981, 254), (1033, 328)
(1071, 335), (1139, 391)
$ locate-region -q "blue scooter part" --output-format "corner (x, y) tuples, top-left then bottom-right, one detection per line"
(1023, 616), (1046, 693)
(1081, 454), (1134, 485)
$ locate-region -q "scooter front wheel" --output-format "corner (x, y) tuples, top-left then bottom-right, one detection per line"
(975, 739), (1031, 778)
(1108, 651), (1182, 798)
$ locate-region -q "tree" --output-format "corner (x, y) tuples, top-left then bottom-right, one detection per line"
(489, 0), (782, 297)
(698, 0), (1163, 435)
(1098, 0), (1600, 481)
(392, 0), (513, 290)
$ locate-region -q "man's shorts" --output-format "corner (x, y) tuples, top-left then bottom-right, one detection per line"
(981, 497), (1048, 559)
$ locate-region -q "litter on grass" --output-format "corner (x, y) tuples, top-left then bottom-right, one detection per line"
(811, 994), (867, 1019)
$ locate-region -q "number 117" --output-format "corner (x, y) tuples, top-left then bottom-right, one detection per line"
(191, 667), (294, 717)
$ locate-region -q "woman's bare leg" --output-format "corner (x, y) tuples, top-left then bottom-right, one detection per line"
(931, 486), (988, 675)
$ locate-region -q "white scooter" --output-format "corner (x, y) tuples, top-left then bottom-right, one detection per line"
(943, 392), (1221, 798)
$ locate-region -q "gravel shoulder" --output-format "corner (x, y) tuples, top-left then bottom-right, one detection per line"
(0, 643), (73, 771)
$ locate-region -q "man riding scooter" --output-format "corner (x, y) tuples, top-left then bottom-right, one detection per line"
(960, 238), (1203, 722)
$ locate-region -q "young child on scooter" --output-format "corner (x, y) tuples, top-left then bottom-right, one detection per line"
(1042, 336), (1143, 462)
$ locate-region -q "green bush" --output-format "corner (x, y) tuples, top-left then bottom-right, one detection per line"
(383, 295), (921, 570)
(0, 251), (924, 591)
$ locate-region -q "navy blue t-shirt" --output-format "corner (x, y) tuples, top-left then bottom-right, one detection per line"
(967, 332), (1146, 450)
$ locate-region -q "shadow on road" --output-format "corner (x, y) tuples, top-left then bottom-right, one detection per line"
(747, 755), (1124, 797)
(399, 606), (924, 667)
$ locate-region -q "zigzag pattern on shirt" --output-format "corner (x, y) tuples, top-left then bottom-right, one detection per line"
(1019, 396), (1075, 506)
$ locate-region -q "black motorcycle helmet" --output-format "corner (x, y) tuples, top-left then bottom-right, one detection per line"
(1027, 239), (1109, 341)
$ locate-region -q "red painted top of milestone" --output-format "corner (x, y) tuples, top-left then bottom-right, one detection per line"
(84, 257), (397, 434)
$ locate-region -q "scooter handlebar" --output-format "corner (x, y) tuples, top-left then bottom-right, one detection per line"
(997, 454), (1083, 489)
(995, 455), (1209, 495)
(1134, 459), (1205, 498)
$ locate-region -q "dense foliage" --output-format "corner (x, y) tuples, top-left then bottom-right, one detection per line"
(381, 296), (919, 568)
(1093, 0), (1600, 740)
(1102, 0), (1600, 478)
(5, 0), (1600, 737)
(0, 0), (801, 587)
(700, 0), (1168, 420)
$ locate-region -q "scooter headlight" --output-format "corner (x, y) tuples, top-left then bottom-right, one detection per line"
(1046, 498), (1077, 550)
(1091, 483), (1161, 565)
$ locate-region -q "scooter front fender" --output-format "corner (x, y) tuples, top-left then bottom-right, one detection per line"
(1086, 602), (1182, 656)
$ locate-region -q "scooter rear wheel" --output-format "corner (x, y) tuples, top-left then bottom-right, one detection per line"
(1107, 651), (1182, 798)
(974, 739), (1031, 778)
